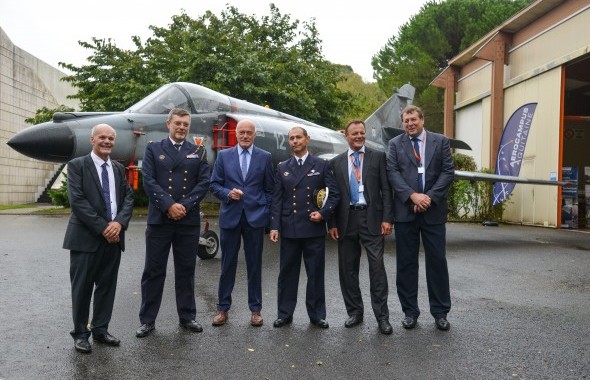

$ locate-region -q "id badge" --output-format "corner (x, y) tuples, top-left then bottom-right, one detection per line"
(358, 184), (364, 193)
(417, 167), (425, 174)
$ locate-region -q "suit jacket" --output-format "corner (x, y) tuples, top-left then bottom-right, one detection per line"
(63, 154), (134, 252)
(143, 138), (210, 225)
(270, 155), (340, 238)
(386, 130), (454, 224)
(210, 145), (274, 229)
(328, 147), (393, 236)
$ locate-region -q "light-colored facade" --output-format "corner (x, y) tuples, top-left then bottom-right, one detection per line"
(433, 0), (590, 228)
(0, 27), (78, 204)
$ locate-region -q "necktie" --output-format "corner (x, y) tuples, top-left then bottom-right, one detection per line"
(241, 149), (249, 179)
(298, 158), (303, 166)
(174, 143), (182, 151)
(411, 137), (423, 192)
(101, 162), (112, 220)
(350, 151), (360, 205)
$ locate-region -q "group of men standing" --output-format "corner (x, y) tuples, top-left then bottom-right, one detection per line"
(64, 105), (454, 354)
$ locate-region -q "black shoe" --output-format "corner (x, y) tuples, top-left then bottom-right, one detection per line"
(74, 338), (92, 353)
(310, 319), (329, 329)
(378, 320), (393, 335)
(273, 316), (293, 328)
(93, 332), (120, 346)
(344, 315), (363, 328)
(402, 316), (417, 329)
(179, 320), (203, 333)
(136, 323), (155, 338)
(435, 317), (450, 331)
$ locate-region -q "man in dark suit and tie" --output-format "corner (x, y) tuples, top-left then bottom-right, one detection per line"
(269, 126), (339, 329)
(328, 120), (394, 334)
(386, 105), (455, 331)
(63, 123), (134, 353)
(209, 119), (274, 327)
(136, 108), (210, 338)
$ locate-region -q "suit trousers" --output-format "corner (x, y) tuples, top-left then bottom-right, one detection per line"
(277, 236), (326, 321)
(338, 208), (389, 321)
(139, 224), (199, 324)
(217, 212), (264, 312)
(394, 215), (451, 319)
(70, 241), (121, 339)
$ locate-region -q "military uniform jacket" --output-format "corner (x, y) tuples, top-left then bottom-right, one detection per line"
(270, 155), (339, 238)
(143, 138), (210, 225)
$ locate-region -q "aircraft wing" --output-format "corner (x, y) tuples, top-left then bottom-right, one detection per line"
(454, 170), (568, 186)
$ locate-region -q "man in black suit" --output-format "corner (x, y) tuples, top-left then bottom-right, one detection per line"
(386, 105), (455, 331)
(269, 126), (339, 329)
(136, 108), (210, 338)
(63, 123), (134, 353)
(328, 120), (394, 334)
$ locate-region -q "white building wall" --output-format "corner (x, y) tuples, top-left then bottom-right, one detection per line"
(0, 27), (78, 204)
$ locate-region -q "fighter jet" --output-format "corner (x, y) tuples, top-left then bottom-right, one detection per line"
(7, 82), (567, 257)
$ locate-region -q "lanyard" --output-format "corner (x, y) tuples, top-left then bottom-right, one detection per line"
(412, 131), (427, 166)
(349, 152), (364, 183)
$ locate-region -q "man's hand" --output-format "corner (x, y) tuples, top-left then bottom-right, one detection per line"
(328, 227), (339, 241)
(167, 203), (187, 221)
(309, 211), (323, 222)
(228, 188), (244, 201)
(102, 221), (122, 244)
(269, 230), (279, 243)
(410, 192), (431, 213)
(381, 222), (393, 236)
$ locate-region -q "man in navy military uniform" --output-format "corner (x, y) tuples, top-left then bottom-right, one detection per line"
(136, 108), (210, 337)
(269, 126), (339, 329)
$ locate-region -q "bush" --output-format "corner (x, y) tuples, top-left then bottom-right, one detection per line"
(48, 180), (69, 207)
(448, 153), (508, 221)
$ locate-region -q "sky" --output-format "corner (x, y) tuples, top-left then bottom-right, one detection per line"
(0, 0), (428, 82)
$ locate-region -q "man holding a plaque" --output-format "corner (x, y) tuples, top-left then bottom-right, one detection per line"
(328, 120), (394, 334)
(269, 126), (339, 329)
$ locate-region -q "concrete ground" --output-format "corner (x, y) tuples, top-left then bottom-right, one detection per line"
(0, 213), (588, 379)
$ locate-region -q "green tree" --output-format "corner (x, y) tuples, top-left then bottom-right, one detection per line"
(60, 5), (350, 129)
(25, 105), (75, 125)
(372, 0), (532, 132)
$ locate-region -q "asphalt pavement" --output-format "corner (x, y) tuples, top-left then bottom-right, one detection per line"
(0, 214), (588, 379)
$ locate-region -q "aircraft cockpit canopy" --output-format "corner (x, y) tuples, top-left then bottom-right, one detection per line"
(126, 82), (231, 115)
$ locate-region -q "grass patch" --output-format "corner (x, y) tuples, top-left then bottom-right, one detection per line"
(0, 204), (40, 211)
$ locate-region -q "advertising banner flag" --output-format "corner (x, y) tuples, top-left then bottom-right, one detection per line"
(492, 103), (538, 205)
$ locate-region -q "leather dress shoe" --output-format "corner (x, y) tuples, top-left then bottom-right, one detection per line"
(179, 320), (203, 332)
(250, 311), (263, 327)
(212, 311), (228, 326)
(378, 320), (393, 335)
(310, 319), (329, 329)
(402, 316), (418, 329)
(435, 317), (450, 331)
(74, 338), (92, 353)
(273, 316), (293, 328)
(344, 315), (363, 328)
(136, 323), (155, 338)
(93, 332), (120, 346)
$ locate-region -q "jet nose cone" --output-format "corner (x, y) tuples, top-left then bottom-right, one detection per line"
(7, 123), (75, 162)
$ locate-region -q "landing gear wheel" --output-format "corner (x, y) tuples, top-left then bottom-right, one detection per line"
(197, 230), (219, 259)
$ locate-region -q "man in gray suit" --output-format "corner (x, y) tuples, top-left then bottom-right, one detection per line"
(328, 120), (394, 334)
(63, 124), (134, 353)
(386, 105), (454, 331)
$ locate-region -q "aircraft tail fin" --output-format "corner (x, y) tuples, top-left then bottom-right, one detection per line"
(364, 84), (415, 146)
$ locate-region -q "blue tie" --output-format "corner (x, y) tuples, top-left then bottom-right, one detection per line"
(350, 151), (360, 205)
(101, 162), (112, 220)
(241, 149), (249, 179)
(411, 137), (423, 192)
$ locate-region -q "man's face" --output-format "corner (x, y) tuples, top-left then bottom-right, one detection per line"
(345, 123), (365, 151)
(288, 127), (310, 156)
(90, 124), (116, 161)
(167, 114), (191, 143)
(236, 122), (256, 149)
(402, 110), (424, 137)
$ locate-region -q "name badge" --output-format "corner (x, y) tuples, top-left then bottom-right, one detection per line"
(358, 184), (364, 192)
(417, 167), (425, 174)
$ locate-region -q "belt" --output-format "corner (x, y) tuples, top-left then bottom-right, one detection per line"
(349, 204), (367, 210)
